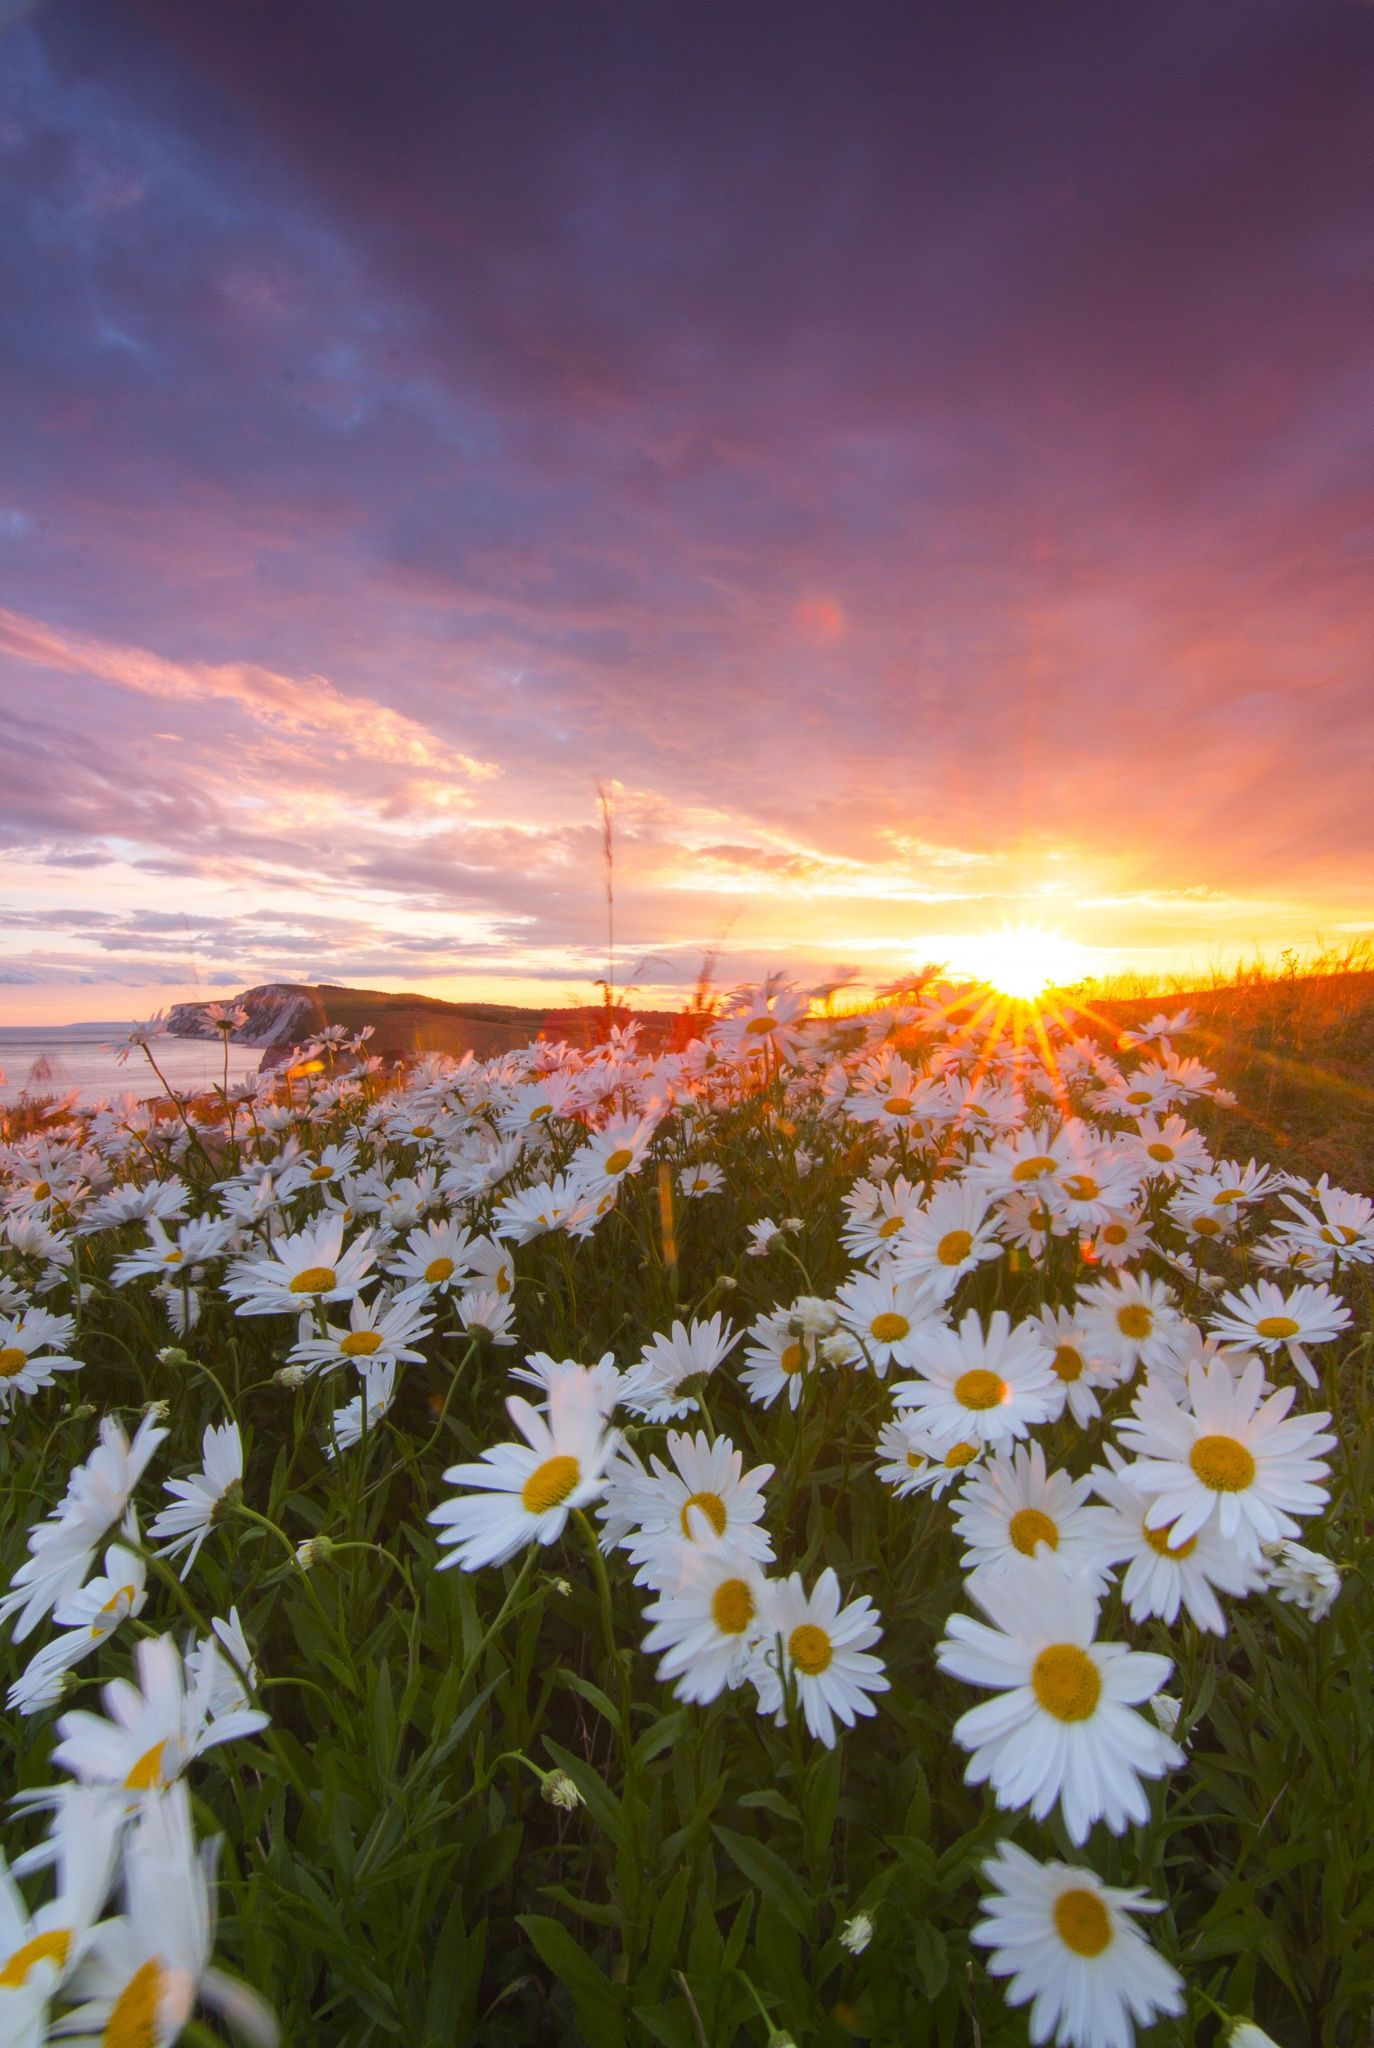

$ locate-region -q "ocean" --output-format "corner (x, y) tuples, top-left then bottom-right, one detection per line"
(0, 1026), (263, 1108)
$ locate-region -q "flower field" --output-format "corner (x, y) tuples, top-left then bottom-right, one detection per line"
(1, 983), (1371, 2048)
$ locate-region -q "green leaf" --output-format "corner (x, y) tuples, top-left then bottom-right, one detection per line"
(517, 1912), (627, 2048)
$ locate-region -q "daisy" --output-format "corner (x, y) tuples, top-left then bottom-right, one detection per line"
(51, 1633), (268, 1793)
(1115, 1356), (1336, 1559)
(751, 1567), (888, 1748)
(610, 1432), (775, 1585)
(1085, 1212), (1155, 1270)
(971, 1839), (1183, 2048)
(873, 1416), (986, 1499)
(429, 1370), (618, 1571)
(953, 1443), (1107, 1586)
(739, 1308), (814, 1411)
(1278, 1181), (1374, 1265)
(510, 1351), (624, 1417)
(936, 1555), (1181, 1842)
(1262, 1539), (1341, 1621)
(890, 1179), (1001, 1291)
(1075, 1271), (1185, 1385)
(639, 1540), (773, 1704)
(492, 1174), (598, 1246)
(55, 1780), (278, 2048)
(287, 1287), (433, 1377)
(387, 1217), (479, 1296)
(324, 1360), (397, 1459)
(148, 1421), (243, 1578)
(677, 1161), (724, 1198)
(1122, 1114), (1211, 1180)
(891, 1310), (1059, 1452)
(1086, 1447), (1262, 1635)
(0, 1310), (83, 1411)
(224, 1215), (376, 1317)
(1, 1411), (168, 1642)
(567, 1112), (659, 1199)
(1029, 1306), (1105, 1427)
(455, 1287), (518, 1345)
(835, 1269), (947, 1375)
(7, 1539), (148, 1715)
(1206, 1279), (1351, 1389)
(620, 1315), (740, 1422)
(0, 1788), (123, 2018)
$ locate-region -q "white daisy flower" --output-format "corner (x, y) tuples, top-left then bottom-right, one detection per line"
(0, 1310), (83, 1410)
(1086, 1447), (1263, 1635)
(873, 1416), (986, 1499)
(0, 1787), (123, 2010)
(971, 1839), (1183, 2048)
(148, 1421), (243, 1579)
(288, 1286), (433, 1377)
(224, 1215), (376, 1317)
(891, 1310), (1059, 1452)
(740, 1308), (813, 1411)
(510, 1351), (624, 1417)
(1262, 1538), (1342, 1621)
(387, 1217), (480, 1296)
(1029, 1306), (1105, 1427)
(1115, 1356), (1336, 1560)
(639, 1540), (773, 1705)
(7, 1539), (148, 1715)
(751, 1567), (888, 1748)
(429, 1370), (618, 1571)
(1206, 1279), (1352, 1388)
(620, 1314), (740, 1422)
(608, 1431), (775, 1586)
(1075, 1271), (1186, 1385)
(953, 1443), (1107, 1587)
(677, 1161), (724, 1198)
(889, 1179), (1001, 1290)
(936, 1555), (1182, 1843)
(51, 1633), (268, 1793)
(835, 1269), (947, 1376)
(324, 1360), (397, 1460)
(1, 1411), (168, 1642)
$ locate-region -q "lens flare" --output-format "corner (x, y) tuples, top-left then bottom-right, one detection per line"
(955, 927), (1090, 1000)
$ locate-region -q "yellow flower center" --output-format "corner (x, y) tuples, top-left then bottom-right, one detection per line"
(1031, 1643), (1101, 1722)
(1143, 1519), (1197, 1558)
(31, 1181), (51, 1201)
(1052, 1344), (1085, 1382)
(884, 1096), (912, 1117)
(603, 1147), (634, 1175)
(954, 1369), (1006, 1411)
(496, 1267), (511, 1294)
(905, 1451), (925, 1468)
(411, 1124), (434, 1139)
(521, 1454), (581, 1515)
(1320, 1224), (1360, 1246)
(1012, 1155), (1058, 1182)
(1213, 1188), (1244, 1205)
(92, 1585), (136, 1636)
(680, 1490), (728, 1540)
(745, 1015), (778, 1035)
(1116, 1303), (1153, 1339)
(878, 1214), (905, 1238)
(103, 1956), (164, 2048)
(1255, 1315), (1300, 1340)
(1126, 1088), (1154, 1105)
(937, 1229), (973, 1266)
(340, 1329), (382, 1357)
(424, 1256), (455, 1283)
(124, 1740), (170, 1791)
(162, 1250), (183, 1264)
(1053, 1887), (1112, 1957)
(789, 1622), (833, 1675)
(1063, 1175), (1099, 1203)
(711, 1577), (755, 1633)
(0, 1926), (71, 1987)
(780, 1342), (804, 1374)
(1101, 1223), (1130, 1246)
(310, 1164), (334, 1181)
(529, 1103), (554, 1121)
(1193, 1215), (1221, 1236)
(289, 1264), (337, 1295)
(1009, 1508), (1059, 1555)
(1189, 1434), (1256, 1492)
(870, 1311), (910, 1344)
(1146, 1142), (1174, 1162)
(944, 1441), (978, 1469)
(0, 1347), (28, 1378)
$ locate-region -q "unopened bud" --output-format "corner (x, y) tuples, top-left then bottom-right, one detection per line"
(275, 1363), (311, 1388)
(295, 1536), (336, 1570)
(156, 1346), (191, 1367)
(839, 1910), (874, 1956)
(541, 1769), (584, 1811)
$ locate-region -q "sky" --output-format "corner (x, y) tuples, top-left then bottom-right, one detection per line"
(2, 0), (1372, 1023)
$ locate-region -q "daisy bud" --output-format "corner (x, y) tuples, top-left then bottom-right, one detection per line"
(275, 1362), (311, 1388)
(146, 1400), (171, 1421)
(716, 1274), (738, 1290)
(295, 1536), (336, 1571)
(1149, 1692), (1182, 1737)
(1226, 2025), (1282, 2048)
(820, 1331), (861, 1368)
(157, 1345), (192, 1366)
(541, 1769), (584, 1811)
(839, 1910), (875, 1956)
(791, 1295), (839, 1336)
(782, 1215), (805, 1233)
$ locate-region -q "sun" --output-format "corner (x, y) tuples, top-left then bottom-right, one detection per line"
(955, 926), (1090, 1001)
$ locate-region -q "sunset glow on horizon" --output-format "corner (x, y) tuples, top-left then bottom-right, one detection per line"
(2, 4), (1371, 1024)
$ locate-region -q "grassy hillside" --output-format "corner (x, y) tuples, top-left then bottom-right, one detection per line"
(1090, 966), (1374, 1193)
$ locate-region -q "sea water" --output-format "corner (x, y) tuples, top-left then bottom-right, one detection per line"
(0, 1026), (263, 1107)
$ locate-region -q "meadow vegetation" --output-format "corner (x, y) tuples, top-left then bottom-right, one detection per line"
(0, 972), (1371, 2048)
